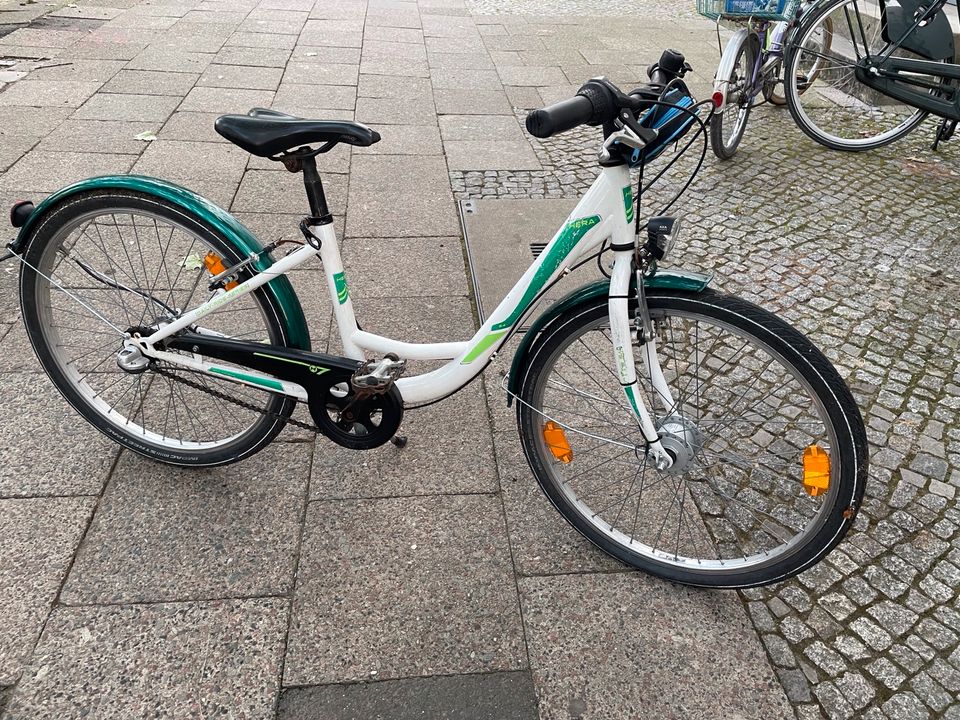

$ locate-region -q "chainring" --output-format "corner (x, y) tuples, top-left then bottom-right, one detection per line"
(308, 382), (403, 450)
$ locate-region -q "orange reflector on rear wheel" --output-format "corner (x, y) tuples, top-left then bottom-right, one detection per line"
(802, 445), (830, 497)
(204, 251), (238, 290)
(544, 421), (573, 463)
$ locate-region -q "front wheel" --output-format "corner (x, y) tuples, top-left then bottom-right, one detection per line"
(710, 31), (757, 159)
(516, 289), (867, 588)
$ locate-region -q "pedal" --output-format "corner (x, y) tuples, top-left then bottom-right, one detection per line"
(351, 353), (406, 393)
(931, 118), (957, 151)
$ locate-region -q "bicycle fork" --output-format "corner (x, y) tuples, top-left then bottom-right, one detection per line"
(608, 249), (675, 470)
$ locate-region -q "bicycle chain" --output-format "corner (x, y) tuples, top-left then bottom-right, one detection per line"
(152, 364), (323, 433)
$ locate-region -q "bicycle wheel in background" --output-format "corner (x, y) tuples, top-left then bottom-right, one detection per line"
(710, 31), (758, 159)
(19, 189), (296, 466)
(516, 289), (867, 588)
(764, 16), (834, 106)
(784, 0), (928, 151)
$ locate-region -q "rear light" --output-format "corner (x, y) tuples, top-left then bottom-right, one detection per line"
(10, 200), (34, 228)
(711, 91), (724, 109)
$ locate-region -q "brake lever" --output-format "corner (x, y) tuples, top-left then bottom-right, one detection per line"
(617, 108), (658, 146)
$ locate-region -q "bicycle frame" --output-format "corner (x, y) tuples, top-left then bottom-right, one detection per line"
(133, 162), (678, 456)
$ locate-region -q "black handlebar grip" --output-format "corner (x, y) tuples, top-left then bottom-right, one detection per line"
(525, 94), (595, 138)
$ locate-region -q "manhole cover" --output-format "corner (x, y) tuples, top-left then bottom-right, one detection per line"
(459, 198), (605, 325)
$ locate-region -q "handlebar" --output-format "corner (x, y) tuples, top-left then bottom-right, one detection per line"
(524, 48), (692, 140)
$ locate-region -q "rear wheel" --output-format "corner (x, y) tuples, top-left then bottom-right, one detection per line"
(516, 289), (867, 588)
(19, 189), (296, 466)
(710, 31), (757, 159)
(784, 0), (928, 151)
(764, 16), (834, 105)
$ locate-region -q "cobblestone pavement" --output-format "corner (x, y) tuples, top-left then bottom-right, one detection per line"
(0, 0), (958, 717)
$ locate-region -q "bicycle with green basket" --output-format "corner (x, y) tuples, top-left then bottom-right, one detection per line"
(700, 0), (835, 158)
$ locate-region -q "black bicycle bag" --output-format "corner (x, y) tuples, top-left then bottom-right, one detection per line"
(880, 0), (955, 61)
(625, 82), (701, 166)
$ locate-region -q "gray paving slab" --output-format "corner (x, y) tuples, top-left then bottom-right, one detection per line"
(25, 58), (126, 82)
(426, 50), (496, 69)
(232, 212), (345, 251)
(491, 428), (621, 576)
(0, 29), (84, 49)
(497, 65), (568, 87)
(0, 497), (95, 685)
(357, 73), (432, 100)
(434, 87), (512, 115)
(284, 494), (526, 685)
(213, 45), (292, 67)
(438, 113), (523, 141)
(281, 61), (359, 87)
(290, 45), (361, 65)
(444, 138), (540, 170)
(60, 442), (310, 604)
(430, 67), (502, 90)
(225, 30), (298, 49)
(347, 155), (459, 237)
(100, 68), (199, 95)
(363, 25), (425, 44)
(365, 123), (443, 155)
(278, 671), (539, 720)
(273, 83), (356, 111)
(520, 572), (793, 719)
(424, 34), (486, 54)
(342, 236), (468, 297)
(158, 110), (228, 143)
(310, 381), (495, 499)
(72, 91), (181, 121)
(355, 96), (438, 126)
(0, 107), (72, 139)
(125, 47), (214, 73)
(0, 150), (135, 193)
(195, 64), (283, 91)
(0, 373), (118, 497)
(3, 598), (288, 719)
(0, 79), (102, 108)
(232, 169), (348, 215)
(131, 139), (249, 184)
(180, 85), (276, 113)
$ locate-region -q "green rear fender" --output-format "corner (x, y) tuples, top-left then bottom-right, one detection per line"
(505, 269), (712, 404)
(15, 175), (311, 350)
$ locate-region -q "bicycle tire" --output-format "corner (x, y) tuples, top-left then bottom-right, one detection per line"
(783, 0), (928, 151)
(710, 31), (757, 159)
(19, 189), (296, 466)
(516, 288), (867, 588)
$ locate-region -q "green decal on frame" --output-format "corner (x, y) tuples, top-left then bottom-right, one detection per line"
(333, 271), (349, 304)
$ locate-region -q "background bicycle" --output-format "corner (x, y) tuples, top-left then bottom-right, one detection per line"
(783, 0), (960, 150)
(699, 0), (834, 158)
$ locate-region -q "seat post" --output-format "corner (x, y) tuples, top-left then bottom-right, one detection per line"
(301, 156), (332, 223)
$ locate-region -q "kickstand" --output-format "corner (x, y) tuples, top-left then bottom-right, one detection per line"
(931, 118), (957, 151)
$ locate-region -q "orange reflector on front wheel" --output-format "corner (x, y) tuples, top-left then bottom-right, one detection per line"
(802, 445), (830, 497)
(544, 421), (573, 463)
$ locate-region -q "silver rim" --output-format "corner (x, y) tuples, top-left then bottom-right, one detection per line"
(788, 0), (928, 148)
(529, 306), (842, 575)
(721, 40), (753, 149)
(31, 205), (280, 452)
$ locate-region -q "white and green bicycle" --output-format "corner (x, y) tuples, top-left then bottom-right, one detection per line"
(6, 50), (866, 588)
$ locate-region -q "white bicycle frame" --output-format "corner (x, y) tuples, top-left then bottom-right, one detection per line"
(135, 162), (678, 464)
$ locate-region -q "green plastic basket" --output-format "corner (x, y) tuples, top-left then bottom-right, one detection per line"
(696, 0), (801, 21)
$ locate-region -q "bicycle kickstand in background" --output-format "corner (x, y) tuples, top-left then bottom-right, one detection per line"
(931, 117), (957, 151)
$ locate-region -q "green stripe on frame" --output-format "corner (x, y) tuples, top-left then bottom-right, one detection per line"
(490, 215), (601, 332)
(461, 329), (507, 364)
(210, 366), (284, 391)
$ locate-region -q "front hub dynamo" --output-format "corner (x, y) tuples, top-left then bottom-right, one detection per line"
(656, 414), (703, 475)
